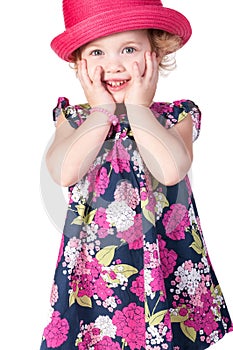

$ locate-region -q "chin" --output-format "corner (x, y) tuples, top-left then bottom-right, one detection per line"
(112, 93), (125, 104)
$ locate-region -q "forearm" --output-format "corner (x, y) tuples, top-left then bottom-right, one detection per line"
(46, 111), (111, 186)
(126, 104), (193, 185)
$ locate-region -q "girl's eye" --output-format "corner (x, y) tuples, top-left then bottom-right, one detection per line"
(122, 47), (136, 54)
(90, 49), (103, 56)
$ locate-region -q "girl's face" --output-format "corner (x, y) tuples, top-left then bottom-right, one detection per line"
(80, 30), (153, 103)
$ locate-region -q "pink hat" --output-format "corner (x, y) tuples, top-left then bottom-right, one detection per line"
(51, 0), (192, 62)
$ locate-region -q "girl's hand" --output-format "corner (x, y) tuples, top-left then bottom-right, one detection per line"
(77, 59), (116, 113)
(124, 51), (159, 107)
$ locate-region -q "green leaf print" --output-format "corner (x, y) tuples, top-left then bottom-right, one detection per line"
(142, 207), (155, 226)
(189, 228), (205, 256)
(71, 216), (85, 225)
(211, 284), (223, 317)
(96, 245), (118, 266)
(76, 295), (92, 308)
(69, 291), (76, 307)
(170, 313), (189, 323)
(71, 204), (97, 225)
(180, 323), (197, 342)
(154, 191), (169, 214)
(84, 209), (97, 224)
(69, 289), (92, 308)
(178, 111), (188, 123)
(109, 264), (138, 284)
(149, 309), (168, 326)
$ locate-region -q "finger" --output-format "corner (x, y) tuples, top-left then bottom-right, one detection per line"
(78, 59), (92, 87)
(132, 61), (142, 83)
(92, 65), (104, 87)
(152, 52), (159, 79)
(144, 51), (157, 81)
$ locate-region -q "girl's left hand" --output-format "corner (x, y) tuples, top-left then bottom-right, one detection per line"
(124, 51), (159, 107)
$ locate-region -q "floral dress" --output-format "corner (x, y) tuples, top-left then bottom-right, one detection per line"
(39, 98), (233, 350)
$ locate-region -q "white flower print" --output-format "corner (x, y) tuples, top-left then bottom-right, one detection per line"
(144, 268), (155, 299)
(83, 223), (98, 243)
(95, 315), (117, 338)
(132, 150), (144, 172)
(147, 326), (164, 344)
(106, 201), (136, 231)
(188, 204), (196, 224)
(71, 178), (90, 202)
(63, 237), (81, 270)
(174, 264), (201, 295)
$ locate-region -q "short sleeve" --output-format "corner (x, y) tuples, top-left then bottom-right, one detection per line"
(53, 97), (91, 128)
(151, 99), (202, 142)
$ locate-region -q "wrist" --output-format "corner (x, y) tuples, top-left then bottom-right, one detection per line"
(91, 103), (116, 114)
(90, 106), (119, 126)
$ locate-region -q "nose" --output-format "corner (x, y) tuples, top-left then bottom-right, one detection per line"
(105, 56), (125, 74)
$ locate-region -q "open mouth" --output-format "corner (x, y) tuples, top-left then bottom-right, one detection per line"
(106, 80), (127, 87)
(104, 79), (129, 91)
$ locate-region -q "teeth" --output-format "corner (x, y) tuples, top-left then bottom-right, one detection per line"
(107, 80), (127, 87)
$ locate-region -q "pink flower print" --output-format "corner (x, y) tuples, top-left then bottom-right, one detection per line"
(179, 307), (189, 318)
(72, 256), (103, 298)
(150, 266), (166, 299)
(162, 203), (190, 240)
(152, 102), (173, 115)
(56, 234), (64, 267)
(145, 191), (157, 212)
(117, 214), (143, 249)
(97, 227), (110, 238)
(201, 289), (214, 312)
(50, 282), (59, 306)
(184, 260), (193, 272)
(95, 167), (110, 197)
(173, 99), (186, 106)
(158, 236), (178, 278)
(78, 273), (95, 297)
(114, 181), (140, 209)
(43, 311), (69, 348)
(112, 303), (145, 349)
(130, 270), (145, 302)
(68, 186), (74, 204)
(94, 207), (110, 229)
(185, 176), (192, 203)
(87, 164), (101, 192)
(94, 336), (121, 350)
(95, 276), (113, 300)
(78, 324), (102, 349)
(163, 314), (173, 341)
(106, 139), (130, 173)
(140, 190), (148, 201)
(203, 311), (219, 336)
(186, 306), (218, 335)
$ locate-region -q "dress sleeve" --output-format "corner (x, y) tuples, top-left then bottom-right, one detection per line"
(151, 99), (202, 142)
(53, 97), (91, 129)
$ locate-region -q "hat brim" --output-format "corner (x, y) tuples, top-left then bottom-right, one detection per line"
(51, 6), (192, 61)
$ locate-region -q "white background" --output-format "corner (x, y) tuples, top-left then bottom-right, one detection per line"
(1, 0), (233, 349)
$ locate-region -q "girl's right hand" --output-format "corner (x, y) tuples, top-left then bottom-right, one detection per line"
(77, 59), (116, 113)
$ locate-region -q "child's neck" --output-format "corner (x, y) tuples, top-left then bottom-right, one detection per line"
(115, 103), (127, 116)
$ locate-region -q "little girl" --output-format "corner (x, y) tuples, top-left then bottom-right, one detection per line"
(40, 0), (233, 349)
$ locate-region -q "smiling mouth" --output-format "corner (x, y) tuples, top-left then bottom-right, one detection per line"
(104, 80), (129, 92)
(106, 80), (128, 87)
